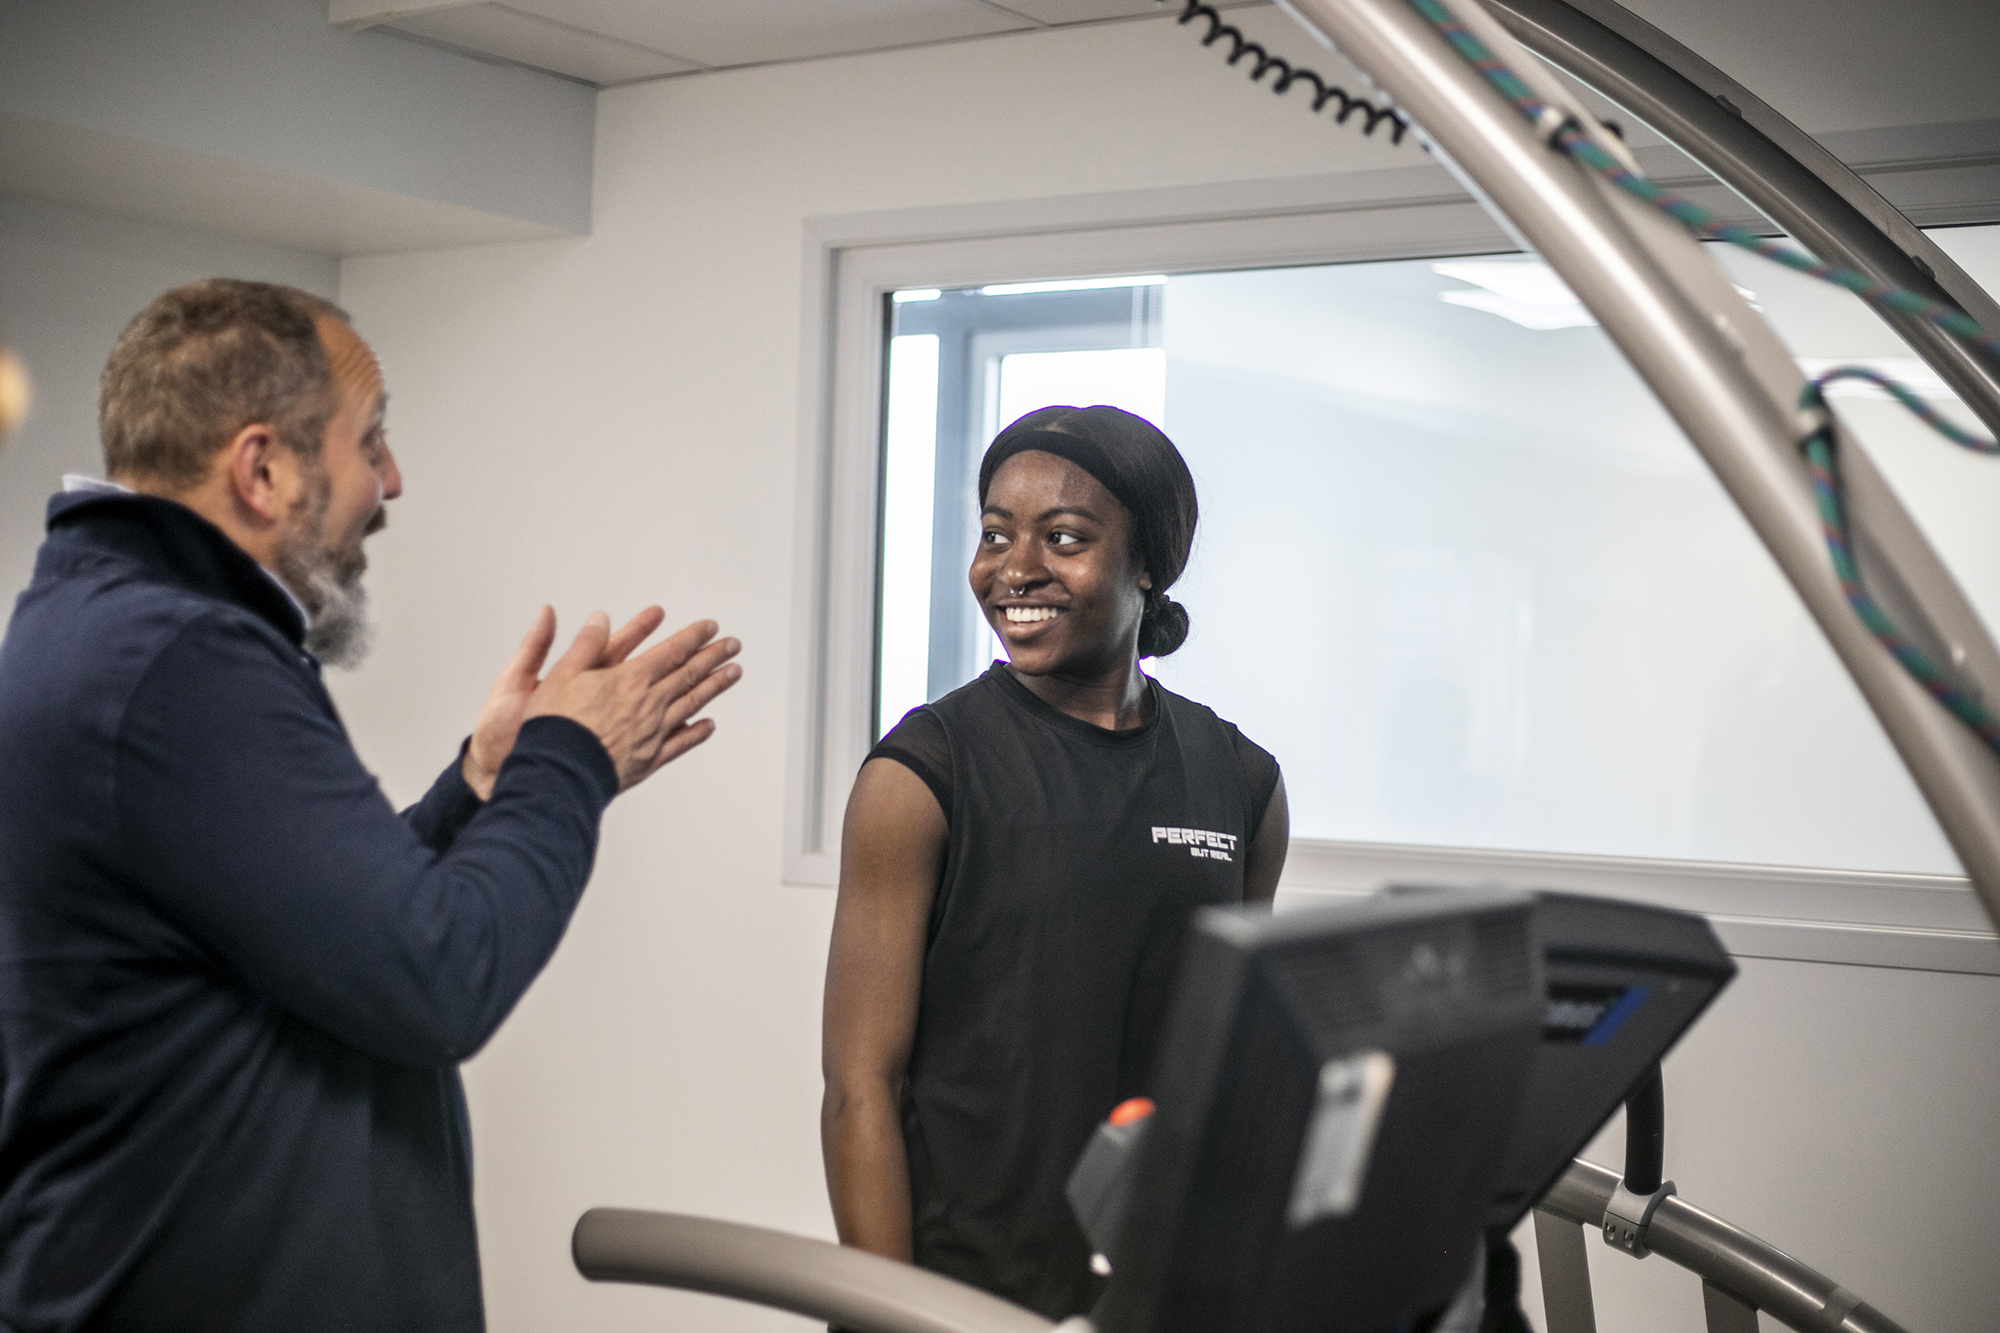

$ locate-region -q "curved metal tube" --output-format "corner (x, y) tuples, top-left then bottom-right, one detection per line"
(572, 1208), (1055, 1333)
(1278, 0), (2000, 931)
(1481, 0), (2000, 439)
(575, 1196), (1904, 1333)
(1541, 1161), (1910, 1333)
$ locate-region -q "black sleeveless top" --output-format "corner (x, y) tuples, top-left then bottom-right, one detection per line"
(868, 664), (1280, 1319)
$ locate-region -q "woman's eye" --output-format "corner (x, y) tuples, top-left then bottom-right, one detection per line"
(981, 530), (1008, 546)
(1048, 531), (1081, 547)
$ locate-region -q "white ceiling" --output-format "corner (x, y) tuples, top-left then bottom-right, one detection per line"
(347, 0), (1267, 88)
(340, 0), (2000, 140)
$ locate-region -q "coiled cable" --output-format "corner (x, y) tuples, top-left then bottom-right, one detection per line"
(1177, 2), (1411, 145)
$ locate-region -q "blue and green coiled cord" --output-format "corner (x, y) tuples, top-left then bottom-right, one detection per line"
(1402, 0), (2000, 753)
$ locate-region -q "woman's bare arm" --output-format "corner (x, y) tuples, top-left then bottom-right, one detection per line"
(821, 757), (947, 1259)
(1242, 773), (1290, 905)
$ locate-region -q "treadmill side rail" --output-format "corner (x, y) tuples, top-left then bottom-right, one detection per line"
(1539, 1161), (1912, 1333)
(573, 1209), (1055, 1333)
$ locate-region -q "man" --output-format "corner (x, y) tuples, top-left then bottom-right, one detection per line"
(0, 280), (741, 1331)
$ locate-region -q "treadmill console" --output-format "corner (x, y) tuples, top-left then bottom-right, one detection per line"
(1069, 888), (1736, 1333)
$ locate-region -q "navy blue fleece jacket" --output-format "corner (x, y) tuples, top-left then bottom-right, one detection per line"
(0, 491), (619, 1332)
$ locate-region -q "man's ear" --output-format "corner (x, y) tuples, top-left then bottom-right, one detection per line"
(222, 422), (295, 526)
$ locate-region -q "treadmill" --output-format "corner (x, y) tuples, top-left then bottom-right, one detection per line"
(574, 888), (1902, 1333)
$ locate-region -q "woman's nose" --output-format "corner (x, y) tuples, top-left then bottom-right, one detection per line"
(1000, 545), (1047, 591)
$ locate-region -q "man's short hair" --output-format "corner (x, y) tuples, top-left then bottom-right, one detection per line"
(100, 279), (350, 490)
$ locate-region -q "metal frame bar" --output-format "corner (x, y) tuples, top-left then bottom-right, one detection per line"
(1480, 0), (2000, 439)
(572, 1209), (1053, 1333)
(1532, 1207), (1599, 1333)
(1702, 1281), (1762, 1333)
(1277, 0), (2000, 933)
(576, 1186), (1903, 1333)
(1539, 1160), (1909, 1333)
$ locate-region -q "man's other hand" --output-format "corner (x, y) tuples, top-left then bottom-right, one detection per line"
(520, 610), (742, 791)
(464, 606), (736, 798)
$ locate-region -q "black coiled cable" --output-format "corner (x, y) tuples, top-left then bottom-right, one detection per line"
(1177, 1), (1412, 145)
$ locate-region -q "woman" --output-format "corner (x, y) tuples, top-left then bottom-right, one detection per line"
(821, 405), (1289, 1319)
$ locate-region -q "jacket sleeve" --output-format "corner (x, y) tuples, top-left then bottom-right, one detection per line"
(112, 612), (620, 1067)
(402, 743), (484, 853)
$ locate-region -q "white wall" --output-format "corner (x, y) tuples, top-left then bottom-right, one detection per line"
(0, 193), (338, 619)
(0, 0), (593, 235)
(328, 11), (2000, 1332)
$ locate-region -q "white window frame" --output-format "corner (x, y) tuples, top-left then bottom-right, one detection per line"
(780, 158), (1998, 978)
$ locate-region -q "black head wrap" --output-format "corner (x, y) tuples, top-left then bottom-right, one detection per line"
(977, 406), (1198, 658)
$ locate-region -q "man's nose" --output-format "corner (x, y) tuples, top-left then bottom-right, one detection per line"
(378, 442), (404, 501)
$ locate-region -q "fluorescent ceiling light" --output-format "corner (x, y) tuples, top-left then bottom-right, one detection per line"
(892, 289), (941, 303)
(1433, 260), (1595, 330)
(1794, 357), (1958, 400)
(1438, 288), (1598, 330)
(980, 275), (1168, 297)
(1433, 260), (1580, 306)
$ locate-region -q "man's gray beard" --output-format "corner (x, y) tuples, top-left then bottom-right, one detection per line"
(274, 482), (375, 670)
(293, 555), (372, 668)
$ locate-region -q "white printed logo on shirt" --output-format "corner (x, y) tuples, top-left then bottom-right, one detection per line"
(1151, 825), (1237, 862)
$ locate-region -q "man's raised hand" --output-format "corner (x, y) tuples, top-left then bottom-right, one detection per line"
(464, 606), (734, 798)
(522, 611), (742, 791)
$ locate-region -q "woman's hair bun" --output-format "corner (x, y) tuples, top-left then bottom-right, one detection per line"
(1138, 594), (1189, 659)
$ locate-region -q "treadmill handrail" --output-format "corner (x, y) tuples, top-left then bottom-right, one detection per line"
(1539, 1160), (1911, 1333)
(1481, 0), (2000, 440)
(572, 1208), (1055, 1333)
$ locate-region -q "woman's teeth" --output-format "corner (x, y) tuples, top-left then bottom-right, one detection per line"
(1004, 606), (1062, 623)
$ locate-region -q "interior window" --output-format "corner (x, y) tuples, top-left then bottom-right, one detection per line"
(879, 278), (1164, 731)
(876, 227), (2000, 875)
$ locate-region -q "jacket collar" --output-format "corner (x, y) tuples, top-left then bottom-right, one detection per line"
(43, 490), (310, 647)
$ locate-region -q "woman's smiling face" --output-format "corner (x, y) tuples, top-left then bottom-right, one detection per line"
(971, 448), (1150, 678)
